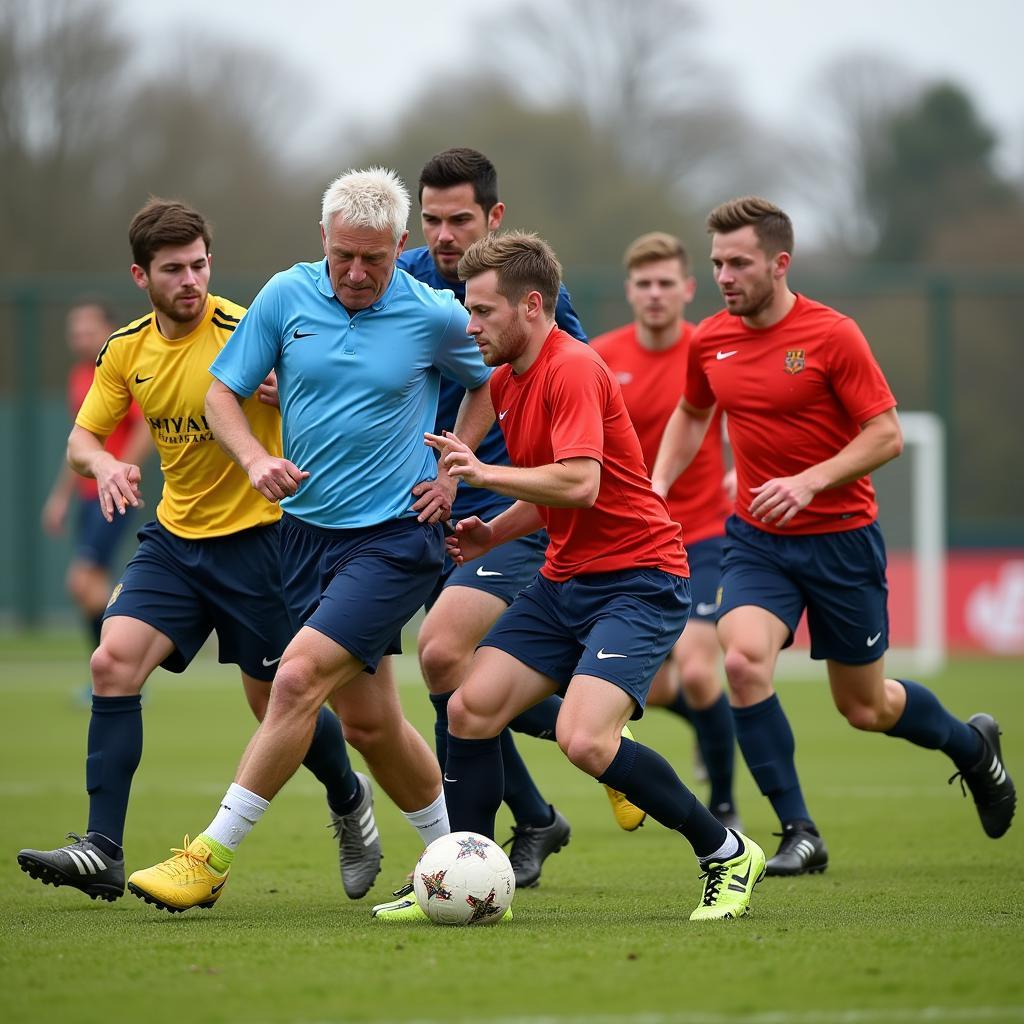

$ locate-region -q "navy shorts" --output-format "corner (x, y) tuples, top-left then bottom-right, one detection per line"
(687, 535), (725, 623)
(74, 496), (135, 569)
(718, 515), (890, 664)
(425, 529), (547, 610)
(104, 519), (292, 681)
(280, 513), (444, 672)
(481, 568), (691, 719)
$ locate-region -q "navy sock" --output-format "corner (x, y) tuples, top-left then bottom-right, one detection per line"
(429, 691), (453, 768)
(733, 695), (813, 827)
(886, 679), (983, 769)
(304, 706), (360, 816)
(598, 737), (726, 858)
(662, 689), (693, 723)
(85, 694), (143, 848)
(499, 728), (552, 827)
(509, 695), (561, 740)
(692, 693), (736, 809)
(444, 734), (503, 838)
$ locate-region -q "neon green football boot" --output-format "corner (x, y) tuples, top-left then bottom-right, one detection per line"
(689, 831), (765, 921)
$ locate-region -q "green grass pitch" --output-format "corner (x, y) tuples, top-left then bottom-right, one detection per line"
(1, 632), (1022, 1024)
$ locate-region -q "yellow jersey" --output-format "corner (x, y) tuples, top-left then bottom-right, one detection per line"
(76, 295), (282, 539)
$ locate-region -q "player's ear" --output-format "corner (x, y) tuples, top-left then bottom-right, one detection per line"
(395, 230), (410, 258)
(773, 251), (791, 277)
(487, 202), (505, 232)
(129, 263), (149, 291)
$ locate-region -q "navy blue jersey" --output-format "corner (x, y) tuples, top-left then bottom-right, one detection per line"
(398, 246), (588, 519)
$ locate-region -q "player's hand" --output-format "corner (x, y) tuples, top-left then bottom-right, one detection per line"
(424, 430), (489, 489)
(723, 468), (737, 503)
(748, 473), (819, 526)
(445, 516), (494, 565)
(256, 370), (279, 408)
(93, 458), (144, 523)
(411, 473), (456, 524)
(247, 455), (309, 503)
(41, 493), (69, 536)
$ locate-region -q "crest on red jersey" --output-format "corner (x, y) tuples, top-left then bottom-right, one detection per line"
(784, 349), (805, 374)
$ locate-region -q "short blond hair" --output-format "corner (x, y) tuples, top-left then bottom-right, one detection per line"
(624, 231), (689, 274)
(458, 230), (561, 318)
(321, 167), (410, 242)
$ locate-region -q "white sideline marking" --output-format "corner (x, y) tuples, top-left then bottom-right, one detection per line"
(295, 1007), (1024, 1024)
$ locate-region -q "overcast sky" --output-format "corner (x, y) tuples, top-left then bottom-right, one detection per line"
(117, 0), (1024, 162)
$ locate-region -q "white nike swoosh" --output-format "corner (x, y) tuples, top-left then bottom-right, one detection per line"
(443, 774), (458, 783)
(695, 601), (720, 616)
(476, 567), (503, 577)
(596, 649), (627, 660)
(262, 656), (282, 667)
(866, 632), (882, 647)
(498, 410), (509, 420)
(716, 350), (738, 360)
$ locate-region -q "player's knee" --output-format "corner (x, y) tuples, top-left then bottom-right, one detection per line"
(89, 644), (142, 696)
(446, 689), (498, 739)
(341, 708), (396, 755)
(418, 631), (468, 695)
(722, 647), (771, 702)
(678, 660), (718, 705)
(838, 700), (885, 732)
(266, 660), (323, 719)
(561, 730), (616, 778)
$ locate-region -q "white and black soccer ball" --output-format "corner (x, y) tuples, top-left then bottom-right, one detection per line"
(413, 831), (515, 925)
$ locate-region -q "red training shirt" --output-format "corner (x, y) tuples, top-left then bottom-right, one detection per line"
(684, 294), (896, 535)
(490, 327), (688, 581)
(69, 361), (143, 501)
(591, 322), (730, 545)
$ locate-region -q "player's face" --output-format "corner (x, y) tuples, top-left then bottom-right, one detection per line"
(66, 305), (112, 362)
(133, 238), (211, 327)
(421, 183), (503, 282)
(321, 217), (408, 311)
(625, 257), (695, 332)
(465, 270), (530, 367)
(710, 226), (783, 319)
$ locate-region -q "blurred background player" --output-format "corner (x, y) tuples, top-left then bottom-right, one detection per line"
(653, 196), (1015, 875)
(391, 148), (642, 892)
(41, 298), (149, 677)
(591, 232), (740, 829)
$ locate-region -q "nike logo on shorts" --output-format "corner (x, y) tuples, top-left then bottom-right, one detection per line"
(262, 655), (282, 667)
(596, 649), (627, 660)
(476, 567), (503, 577)
(866, 632), (882, 647)
(443, 774), (458, 783)
(695, 601), (720, 616)
(716, 350), (738, 360)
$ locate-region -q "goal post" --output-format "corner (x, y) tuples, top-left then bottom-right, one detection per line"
(777, 410), (947, 678)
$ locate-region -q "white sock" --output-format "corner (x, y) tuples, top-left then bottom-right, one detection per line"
(402, 790), (449, 846)
(203, 783), (270, 852)
(702, 828), (740, 865)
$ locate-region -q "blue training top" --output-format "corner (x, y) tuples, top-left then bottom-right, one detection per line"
(211, 258), (491, 529)
(398, 245), (588, 519)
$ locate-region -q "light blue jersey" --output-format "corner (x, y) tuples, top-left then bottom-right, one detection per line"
(211, 259), (490, 529)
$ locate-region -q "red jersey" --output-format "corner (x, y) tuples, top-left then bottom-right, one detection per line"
(684, 294), (896, 535)
(591, 322), (730, 545)
(68, 361), (142, 500)
(490, 327), (688, 581)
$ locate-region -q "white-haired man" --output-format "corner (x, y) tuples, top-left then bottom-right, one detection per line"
(128, 168), (494, 913)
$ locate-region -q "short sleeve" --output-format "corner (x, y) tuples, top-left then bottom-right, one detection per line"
(75, 347), (132, 438)
(431, 296), (491, 391)
(210, 278), (284, 396)
(683, 322), (715, 410)
(826, 318), (897, 424)
(545, 356), (608, 464)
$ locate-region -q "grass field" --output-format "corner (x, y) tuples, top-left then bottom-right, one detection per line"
(1, 632), (1022, 1024)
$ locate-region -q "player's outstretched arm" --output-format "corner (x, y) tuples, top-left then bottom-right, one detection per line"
(651, 398), (714, 498)
(67, 424), (143, 524)
(749, 408), (903, 526)
(205, 379), (308, 503)
(446, 501), (545, 565)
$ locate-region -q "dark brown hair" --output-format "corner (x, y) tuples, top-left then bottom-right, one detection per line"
(129, 198), (212, 270)
(706, 196), (794, 255)
(418, 148), (499, 214)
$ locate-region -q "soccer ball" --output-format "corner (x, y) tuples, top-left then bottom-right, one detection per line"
(413, 831), (515, 925)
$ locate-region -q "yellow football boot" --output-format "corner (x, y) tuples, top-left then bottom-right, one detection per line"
(127, 836), (229, 913)
(604, 725), (647, 831)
